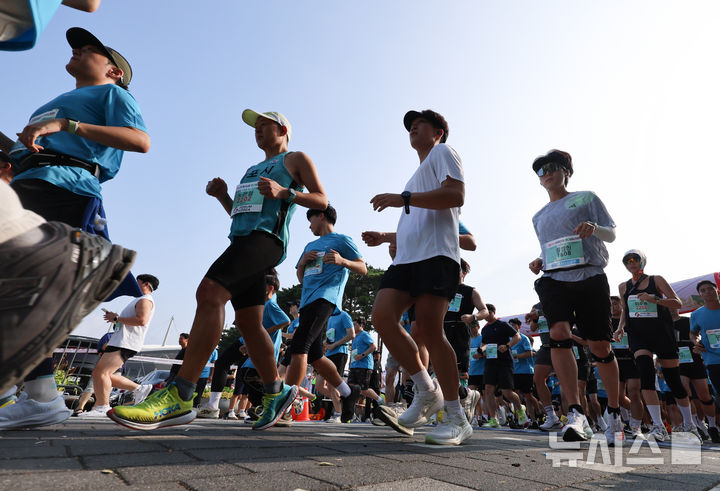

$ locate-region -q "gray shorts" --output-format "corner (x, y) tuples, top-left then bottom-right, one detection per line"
(385, 353), (400, 371)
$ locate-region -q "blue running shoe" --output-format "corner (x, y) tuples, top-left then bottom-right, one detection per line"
(252, 384), (298, 431)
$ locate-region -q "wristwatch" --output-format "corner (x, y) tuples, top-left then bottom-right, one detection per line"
(401, 191), (411, 214)
(285, 187), (297, 204)
(67, 119), (80, 135)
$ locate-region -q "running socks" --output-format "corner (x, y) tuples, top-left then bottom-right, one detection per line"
(410, 370), (434, 392)
(174, 376), (197, 401)
(677, 404), (693, 425)
(264, 379), (283, 395)
(647, 404), (663, 426)
(544, 405), (556, 417)
(337, 381), (351, 398)
(445, 399), (464, 419)
(24, 376), (59, 403)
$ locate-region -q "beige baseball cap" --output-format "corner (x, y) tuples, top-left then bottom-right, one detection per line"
(242, 109), (292, 141)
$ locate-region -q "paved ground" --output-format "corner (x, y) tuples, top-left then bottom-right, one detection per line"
(1, 417), (719, 490)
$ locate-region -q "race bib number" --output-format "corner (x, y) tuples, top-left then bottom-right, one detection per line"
(448, 293), (462, 312)
(627, 295), (658, 318)
(231, 182), (264, 216)
(326, 328), (335, 343)
(537, 317), (549, 334)
(544, 235), (585, 271)
(611, 333), (629, 350)
(678, 346), (693, 364)
(573, 346), (580, 360)
(707, 329), (720, 349)
(352, 348), (359, 357)
(486, 344), (498, 359)
(304, 252), (325, 276)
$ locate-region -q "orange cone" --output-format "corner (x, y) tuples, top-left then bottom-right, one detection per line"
(291, 397), (310, 421)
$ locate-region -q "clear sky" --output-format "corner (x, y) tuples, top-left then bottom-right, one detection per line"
(4, 1), (718, 345)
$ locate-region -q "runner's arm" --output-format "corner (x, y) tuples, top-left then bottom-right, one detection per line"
(648, 275), (682, 309)
(328, 327), (355, 351)
(322, 250), (367, 275)
(61, 0), (102, 12)
(370, 176), (464, 212)
(206, 178), (233, 216)
(361, 231), (396, 247)
(515, 350), (533, 359)
(103, 299), (153, 327)
(266, 321), (290, 335)
(272, 151), (327, 210)
(17, 119), (149, 153)
(616, 283), (627, 334)
(459, 232), (476, 251)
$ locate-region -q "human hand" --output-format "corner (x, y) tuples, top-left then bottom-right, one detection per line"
(529, 258), (543, 275)
(370, 193), (403, 212)
(573, 221), (596, 239)
(16, 118), (67, 152)
(206, 177), (228, 198)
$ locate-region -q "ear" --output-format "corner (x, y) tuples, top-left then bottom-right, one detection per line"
(107, 65), (124, 83)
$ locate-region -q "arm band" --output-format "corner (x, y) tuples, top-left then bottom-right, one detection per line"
(592, 224), (616, 243)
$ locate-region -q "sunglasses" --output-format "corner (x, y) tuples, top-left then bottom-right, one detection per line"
(623, 255), (641, 265)
(536, 162), (562, 177)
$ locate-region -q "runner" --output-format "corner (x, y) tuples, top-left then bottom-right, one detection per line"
(529, 149), (622, 445)
(283, 205), (367, 425)
(348, 320), (385, 420)
(509, 318), (540, 427)
(277, 300), (300, 380)
(363, 109), (472, 445)
(318, 308), (355, 421)
(0, 27), (147, 428)
(690, 280), (720, 442)
(468, 327), (485, 425)
(109, 109), (327, 430)
(527, 304), (562, 431)
(76, 274), (158, 418)
(614, 249), (701, 443)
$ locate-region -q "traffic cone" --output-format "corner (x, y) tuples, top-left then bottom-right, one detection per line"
(291, 397), (310, 421)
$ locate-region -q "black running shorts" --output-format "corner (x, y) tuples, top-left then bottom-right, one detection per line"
(348, 368), (373, 390)
(290, 299), (336, 364)
(484, 363), (514, 390)
(379, 256), (460, 300)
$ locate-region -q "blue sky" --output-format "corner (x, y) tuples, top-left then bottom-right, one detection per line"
(4, 1), (719, 345)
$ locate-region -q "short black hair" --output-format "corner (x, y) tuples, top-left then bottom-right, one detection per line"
(287, 299), (299, 307)
(403, 109), (450, 143)
(0, 151), (9, 163)
(354, 317), (366, 326)
(307, 204), (337, 225)
(508, 318), (522, 326)
(265, 268), (280, 292)
(137, 274), (159, 292)
(460, 258), (470, 275)
(610, 295), (621, 302)
(697, 280), (717, 293)
(532, 149), (573, 185)
(179, 333), (189, 339)
(486, 303), (496, 313)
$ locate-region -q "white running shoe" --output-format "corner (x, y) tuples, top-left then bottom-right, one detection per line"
(647, 424), (668, 442)
(326, 413), (341, 423)
(630, 425), (646, 440)
(224, 410), (238, 420)
(0, 394), (71, 429)
(132, 384), (153, 405)
(683, 423), (704, 444)
(540, 414), (563, 431)
(237, 410), (248, 419)
(425, 413), (473, 445)
(497, 406), (507, 426)
(562, 409), (592, 442)
(604, 410), (625, 447)
(397, 379), (443, 428)
(461, 389), (481, 423)
(75, 405), (110, 419)
(196, 404), (220, 419)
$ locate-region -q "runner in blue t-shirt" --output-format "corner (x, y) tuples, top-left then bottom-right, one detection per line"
(509, 320), (541, 428)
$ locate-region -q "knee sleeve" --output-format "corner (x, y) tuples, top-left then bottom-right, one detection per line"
(549, 338), (573, 349)
(701, 398), (714, 406)
(635, 355), (656, 390)
(591, 350), (615, 364)
(662, 367), (688, 400)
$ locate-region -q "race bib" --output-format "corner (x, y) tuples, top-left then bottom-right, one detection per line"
(573, 346), (580, 360)
(304, 252), (325, 276)
(678, 346), (693, 364)
(707, 329), (720, 349)
(544, 235), (585, 271)
(627, 295), (658, 318)
(597, 376), (605, 392)
(326, 328), (335, 343)
(352, 348), (359, 357)
(537, 317), (549, 334)
(611, 333), (629, 350)
(486, 344), (498, 359)
(231, 182), (264, 216)
(448, 293), (462, 312)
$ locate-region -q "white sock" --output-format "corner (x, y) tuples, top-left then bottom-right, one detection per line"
(620, 406), (630, 422)
(445, 399), (463, 419)
(208, 391), (221, 409)
(597, 416), (608, 431)
(544, 405), (557, 419)
(23, 376), (58, 403)
(647, 404), (664, 427)
(93, 404), (110, 411)
(693, 414), (703, 427)
(678, 404), (694, 426)
(0, 386), (17, 399)
(410, 370), (434, 392)
(336, 381), (351, 398)
(630, 417), (642, 428)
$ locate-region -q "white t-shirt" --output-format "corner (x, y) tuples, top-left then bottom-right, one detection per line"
(393, 143), (464, 265)
(107, 294), (155, 353)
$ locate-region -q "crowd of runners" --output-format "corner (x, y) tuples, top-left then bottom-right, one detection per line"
(1, 5), (720, 450)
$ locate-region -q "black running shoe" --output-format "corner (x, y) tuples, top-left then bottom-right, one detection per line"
(0, 222), (135, 394)
(708, 426), (720, 444)
(340, 384), (361, 423)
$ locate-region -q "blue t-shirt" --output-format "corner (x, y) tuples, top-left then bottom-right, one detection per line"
(401, 311), (412, 334)
(11, 85), (147, 199)
(242, 296), (290, 369)
(297, 232), (361, 309)
(200, 349), (218, 379)
(288, 317), (299, 334)
(0, 0), (62, 51)
(458, 220), (470, 235)
(594, 366), (607, 398)
(469, 334), (485, 376)
(325, 310), (353, 356)
(690, 306), (720, 366)
(511, 333), (534, 374)
(549, 375), (561, 396)
(350, 330), (374, 369)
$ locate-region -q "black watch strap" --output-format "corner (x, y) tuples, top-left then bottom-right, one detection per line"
(401, 191), (411, 214)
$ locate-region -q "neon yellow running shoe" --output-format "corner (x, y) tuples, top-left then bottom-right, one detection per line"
(108, 384), (196, 430)
(482, 417), (501, 428)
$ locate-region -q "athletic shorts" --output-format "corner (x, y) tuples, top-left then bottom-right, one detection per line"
(348, 368), (373, 390)
(279, 345), (292, 367)
(534, 274), (612, 342)
(385, 353), (400, 371)
(379, 255), (460, 300)
(369, 370), (382, 392)
(327, 352), (348, 377)
(535, 346), (553, 366)
(679, 355), (707, 380)
(627, 325), (678, 360)
(468, 374), (484, 389)
(103, 346), (137, 362)
(661, 391), (676, 405)
(444, 322), (471, 373)
(484, 363), (514, 390)
(586, 370), (598, 394)
(618, 358), (640, 381)
(205, 231), (283, 310)
(514, 373), (533, 393)
(290, 299), (336, 363)
(11, 179), (90, 225)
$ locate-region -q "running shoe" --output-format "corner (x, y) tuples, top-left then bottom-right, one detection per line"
(274, 411), (293, 427)
(683, 423), (704, 444)
(0, 395), (17, 410)
(539, 414), (563, 432)
(603, 410), (625, 447)
(108, 384), (196, 430)
(252, 384), (298, 430)
(0, 222), (136, 395)
(340, 384), (361, 423)
(326, 413), (342, 423)
(630, 425), (646, 441)
(482, 417), (501, 428)
(497, 406), (507, 426)
(132, 384), (153, 405)
(75, 405), (110, 419)
(425, 413), (473, 445)
(196, 404), (220, 419)
(562, 409), (592, 442)
(696, 422), (710, 441)
(647, 424), (669, 442)
(515, 408), (529, 427)
(224, 410), (238, 420)
(708, 426), (720, 444)
(237, 410), (248, 419)
(244, 406), (261, 424)
(0, 393), (71, 429)
(461, 389), (481, 423)
(398, 379), (443, 428)
(374, 402), (414, 436)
